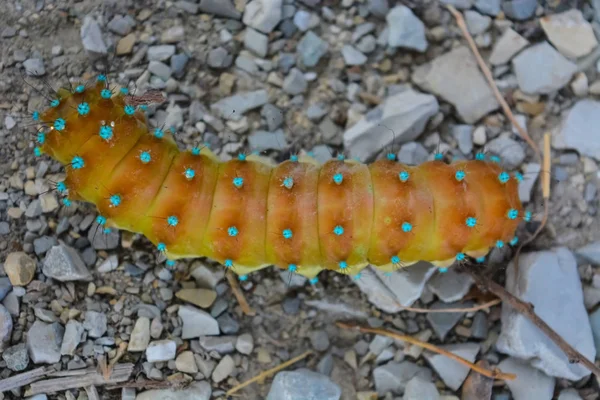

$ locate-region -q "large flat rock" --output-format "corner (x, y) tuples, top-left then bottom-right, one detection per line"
(497, 248), (596, 380)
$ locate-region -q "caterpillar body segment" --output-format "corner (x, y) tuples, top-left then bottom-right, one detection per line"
(36, 79), (524, 280)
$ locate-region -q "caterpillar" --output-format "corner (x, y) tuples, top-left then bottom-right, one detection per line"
(32, 76), (528, 283)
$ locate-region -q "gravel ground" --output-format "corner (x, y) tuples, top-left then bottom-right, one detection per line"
(1, 0), (600, 399)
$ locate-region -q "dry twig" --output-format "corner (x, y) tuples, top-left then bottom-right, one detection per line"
(397, 299), (500, 314)
(227, 270), (256, 316)
(0, 366), (55, 392)
(337, 322), (515, 381)
(226, 350), (313, 395)
(25, 363), (134, 396)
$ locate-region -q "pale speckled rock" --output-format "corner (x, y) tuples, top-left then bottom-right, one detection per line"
(412, 46), (498, 123)
(242, 0), (282, 34)
(43, 245), (92, 282)
(373, 361), (432, 396)
(498, 357), (555, 400)
(497, 248), (595, 380)
(0, 304), (13, 351)
(519, 163), (541, 203)
(386, 5), (427, 52)
(128, 317), (150, 352)
(402, 376), (439, 400)
(146, 340), (176, 362)
(424, 343), (480, 391)
(354, 263), (437, 313)
(4, 252), (36, 286)
(212, 354), (235, 383)
(554, 100), (600, 161)
(60, 320), (84, 355)
(577, 241), (600, 265)
(540, 9), (598, 59)
(27, 321), (64, 364)
(343, 89), (438, 162)
(489, 28), (528, 65)
(178, 305), (220, 338)
(211, 90), (269, 121)
(266, 369), (341, 400)
(83, 311), (107, 338)
(135, 381), (211, 400)
(512, 42), (577, 95)
(427, 269), (473, 303)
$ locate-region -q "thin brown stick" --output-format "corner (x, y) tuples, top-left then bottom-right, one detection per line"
(446, 5), (540, 164)
(226, 271), (256, 316)
(336, 322), (516, 381)
(468, 269), (600, 378)
(226, 350), (313, 395)
(397, 299), (501, 314)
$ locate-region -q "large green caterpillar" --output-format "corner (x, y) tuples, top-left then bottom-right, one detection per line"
(33, 76), (527, 283)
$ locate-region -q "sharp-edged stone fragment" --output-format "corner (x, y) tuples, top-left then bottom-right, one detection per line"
(354, 263), (437, 313)
(540, 9), (598, 59)
(266, 369), (341, 400)
(498, 357), (555, 400)
(43, 245), (92, 282)
(412, 46), (499, 123)
(423, 343), (480, 391)
(553, 100), (600, 161)
(343, 89), (438, 162)
(512, 42), (577, 95)
(497, 248), (596, 380)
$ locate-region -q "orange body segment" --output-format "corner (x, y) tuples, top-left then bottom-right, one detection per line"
(36, 79), (526, 279)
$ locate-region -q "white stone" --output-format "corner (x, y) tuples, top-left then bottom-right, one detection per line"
(128, 317), (150, 352)
(373, 361), (432, 396)
(412, 46), (499, 123)
(178, 305), (220, 338)
(571, 72), (589, 97)
(426, 269), (473, 303)
(267, 369), (342, 400)
(518, 163), (541, 203)
(464, 10), (491, 35)
(497, 248), (596, 380)
(554, 100), (600, 161)
(512, 42), (577, 94)
(341, 45), (367, 66)
(498, 358), (555, 400)
(540, 9), (598, 59)
(212, 355), (235, 383)
(175, 351), (198, 374)
(242, 0), (282, 34)
(402, 376), (439, 400)
(244, 28), (268, 58)
(354, 263), (437, 313)
(386, 5), (428, 52)
(135, 381), (211, 400)
(146, 340), (176, 362)
(424, 343), (479, 391)
(343, 89), (438, 162)
(489, 28), (529, 66)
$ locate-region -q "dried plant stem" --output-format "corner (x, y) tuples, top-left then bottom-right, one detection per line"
(226, 350), (313, 396)
(337, 322), (516, 381)
(397, 299), (500, 313)
(226, 270), (256, 316)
